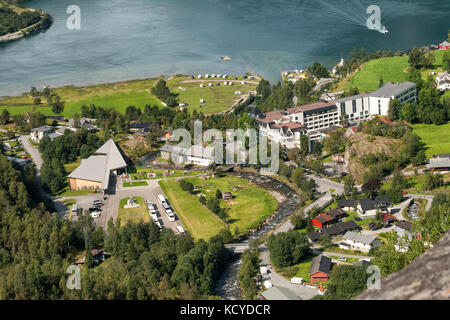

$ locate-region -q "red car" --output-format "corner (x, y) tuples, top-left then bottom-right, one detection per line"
(401, 190), (407, 195)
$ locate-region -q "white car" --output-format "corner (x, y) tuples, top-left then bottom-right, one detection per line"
(176, 226), (185, 234)
(90, 212), (100, 218)
(150, 213), (158, 222)
(155, 221), (163, 230)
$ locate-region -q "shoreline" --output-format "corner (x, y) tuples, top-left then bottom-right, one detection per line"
(0, 72), (261, 100)
(0, 10), (53, 44)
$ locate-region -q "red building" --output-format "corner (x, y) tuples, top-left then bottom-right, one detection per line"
(311, 208), (346, 228)
(309, 255), (332, 282)
(440, 41), (450, 50)
(312, 214), (336, 228)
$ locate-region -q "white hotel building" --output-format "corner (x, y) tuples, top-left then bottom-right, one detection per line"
(256, 82), (417, 150)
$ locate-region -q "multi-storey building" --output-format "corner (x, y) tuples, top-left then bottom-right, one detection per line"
(256, 82), (417, 149)
(368, 82), (417, 116)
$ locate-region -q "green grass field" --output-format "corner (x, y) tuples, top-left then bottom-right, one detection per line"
(118, 197), (149, 226)
(123, 181), (148, 187)
(0, 78), (163, 118)
(159, 175), (278, 240)
(410, 122), (450, 158)
(159, 179), (226, 240)
(166, 75), (259, 114)
(338, 49), (450, 92)
(129, 168), (204, 180)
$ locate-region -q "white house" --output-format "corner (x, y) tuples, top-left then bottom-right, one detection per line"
(339, 231), (382, 253)
(436, 71), (450, 91)
(160, 144), (215, 167)
(368, 82), (417, 116)
(30, 125), (62, 142)
(357, 196), (392, 219)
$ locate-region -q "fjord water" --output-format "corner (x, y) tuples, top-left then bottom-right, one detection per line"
(0, 0), (449, 97)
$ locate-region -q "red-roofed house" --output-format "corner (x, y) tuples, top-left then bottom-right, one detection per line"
(439, 41), (450, 50)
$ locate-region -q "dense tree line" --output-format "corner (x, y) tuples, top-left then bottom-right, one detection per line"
(314, 265), (369, 300)
(0, 4), (41, 36)
(388, 72), (450, 125)
(151, 79), (177, 108)
(372, 194), (450, 276)
(238, 249), (260, 299)
(39, 129), (103, 194)
(0, 153), (230, 299)
(12, 111), (46, 133)
(266, 230), (311, 269)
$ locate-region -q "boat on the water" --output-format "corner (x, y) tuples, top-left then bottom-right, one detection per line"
(221, 56), (231, 61)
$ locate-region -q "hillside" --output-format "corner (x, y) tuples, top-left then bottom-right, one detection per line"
(336, 49), (450, 92)
(347, 132), (401, 183)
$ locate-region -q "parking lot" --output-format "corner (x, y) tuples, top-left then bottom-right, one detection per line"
(99, 179), (186, 234)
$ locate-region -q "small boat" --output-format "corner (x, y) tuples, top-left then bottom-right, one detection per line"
(221, 56), (231, 61)
(379, 26), (388, 34)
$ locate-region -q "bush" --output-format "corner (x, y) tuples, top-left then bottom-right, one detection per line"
(179, 179), (194, 193)
(266, 231), (311, 269)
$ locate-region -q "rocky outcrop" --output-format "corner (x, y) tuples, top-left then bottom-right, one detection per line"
(356, 231), (450, 300)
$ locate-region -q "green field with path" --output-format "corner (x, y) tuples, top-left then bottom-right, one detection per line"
(159, 174), (277, 240)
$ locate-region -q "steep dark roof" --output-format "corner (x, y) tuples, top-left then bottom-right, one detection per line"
(324, 220), (359, 237)
(374, 196), (391, 207)
(337, 199), (357, 208)
(310, 255), (332, 275)
(396, 220), (412, 232)
(130, 122), (152, 129)
(434, 153), (450, 159)
(326, 208), (346, 218)
(358, 198), (376, 211)
(314, 214), (335, 224)
(307, 232), (322, 242)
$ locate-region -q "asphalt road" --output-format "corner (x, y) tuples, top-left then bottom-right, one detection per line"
(259, 247), (317, 300)
(101, 179), (186, 234)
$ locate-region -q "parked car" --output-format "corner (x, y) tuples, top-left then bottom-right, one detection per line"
(368, 222), (376, 228)
(93, 200), (102, 206)
(338, 257), (347, 261)
(372, 225), (382, 231)
(89, 207), (101, 213)
(90, 212), (100, 218)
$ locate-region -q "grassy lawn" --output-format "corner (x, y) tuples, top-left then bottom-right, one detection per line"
(64, 158), (81, 174)
(322, 245), (370, 257)
(410, 122), (450, 159)
(159, 179), (226, 240)
(183, 175), (278, 235)
(159, 174), (278, 240)
(337, 49), (450, 93)
(166, 75), (259, 114)
(123, 181), (148, 187)
(0, 78), (163, 118)
(327, 255), (359, 264)
(118, 197), (149, 226)
(62, 199), (76, 221)
(129, 168), (204, 180)
(383, 172), (450, 195)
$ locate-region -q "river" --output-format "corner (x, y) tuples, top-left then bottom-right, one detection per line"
(1, 0), (449, 96)
(214, 170), (301, 300)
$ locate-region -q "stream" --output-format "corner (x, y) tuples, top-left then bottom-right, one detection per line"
(214, 170), (300, 300)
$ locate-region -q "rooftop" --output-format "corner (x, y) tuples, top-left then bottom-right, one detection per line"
(343, 231), (378, 246)
(68, 139), (127, 190)
(310, 255), (332, 275)
(370, 82), (416, 98)
(261, 286), (300, 300)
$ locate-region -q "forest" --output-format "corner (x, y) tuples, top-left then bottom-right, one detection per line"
(0, 1), (52, 36)
(0, 152), (229, 299)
